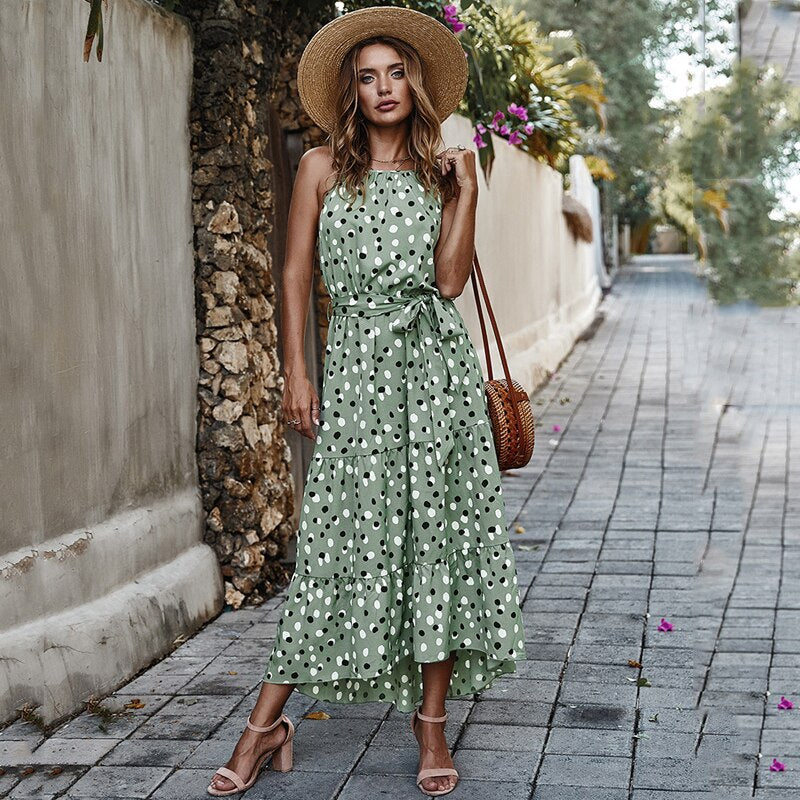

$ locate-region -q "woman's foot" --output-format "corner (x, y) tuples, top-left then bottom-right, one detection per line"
(208, 714), (288, 794)
(412, 707), (458, 794)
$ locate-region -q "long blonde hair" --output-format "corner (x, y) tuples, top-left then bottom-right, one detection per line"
(327, 35), (457, 208)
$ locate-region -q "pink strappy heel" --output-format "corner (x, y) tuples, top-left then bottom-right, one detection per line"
(410, 707), (459, 796)
(207, 712), (294, 796)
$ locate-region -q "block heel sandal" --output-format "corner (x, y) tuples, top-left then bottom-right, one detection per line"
(207, 712), (294, 796)
(410, 707), (460, 796)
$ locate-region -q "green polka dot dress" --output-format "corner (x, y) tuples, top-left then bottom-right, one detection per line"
(262, 168), (526, 712)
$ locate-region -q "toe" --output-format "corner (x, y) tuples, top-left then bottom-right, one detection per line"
(211, 774), (233, 791)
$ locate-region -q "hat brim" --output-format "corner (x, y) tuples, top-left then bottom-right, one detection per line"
(297, 6), (468, 135)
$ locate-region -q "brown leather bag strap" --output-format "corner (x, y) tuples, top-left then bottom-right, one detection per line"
(470, 255), (493, 377)
(469, 249), (526, 432)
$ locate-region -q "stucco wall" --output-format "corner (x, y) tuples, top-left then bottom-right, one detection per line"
(442, 115), (603, 392)
(0, 0), (222, 725)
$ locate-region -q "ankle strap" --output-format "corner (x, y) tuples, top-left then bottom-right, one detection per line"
(246, 713), (285, 733)
(415, 708), (448, 723)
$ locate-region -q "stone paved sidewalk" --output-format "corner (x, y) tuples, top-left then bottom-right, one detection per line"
(1, 255), (798, 799)
(740, 1), (800, 86)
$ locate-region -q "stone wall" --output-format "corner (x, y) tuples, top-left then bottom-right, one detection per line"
(180, 2), (331, 609)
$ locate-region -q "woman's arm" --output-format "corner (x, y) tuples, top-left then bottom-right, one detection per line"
(280, 146), (331, 439)
(433, 148), (478, 298)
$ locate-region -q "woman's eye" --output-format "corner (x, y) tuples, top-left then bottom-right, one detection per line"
(360, 71), (404, 83)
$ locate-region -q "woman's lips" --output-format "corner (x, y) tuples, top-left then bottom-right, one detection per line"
(376, 101), (398, 111)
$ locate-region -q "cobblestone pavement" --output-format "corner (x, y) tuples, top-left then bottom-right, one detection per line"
(2, 255), (799, 799)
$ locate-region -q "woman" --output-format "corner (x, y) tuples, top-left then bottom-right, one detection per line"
(208, 6), (525, 797)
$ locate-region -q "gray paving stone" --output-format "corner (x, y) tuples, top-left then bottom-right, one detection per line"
(352, 745), (418, 775)
(478, 678), (559, 703)
(537, 754), (631, 788)
(469, 700), (552, 726)
(457, 724), (547, 752)
(14, 737), (120, 766)
(240, 769), (346, 799)
(551, 703), (636, 731)
(532, 787), (627, 800)
(5, 765), (86, 798)
(0, 720), (47, 745)
(98, 738), (200, 767)
(290, 717), (380, 773)
(451, 747), (538, 781)
(340, 774), (531, 799)
(513, 660), (564, 680)
(558, 681), (638, 706)
(545, 727), (632, 756)
(631, 793), (752, 800)
(64, 765), (173, 798)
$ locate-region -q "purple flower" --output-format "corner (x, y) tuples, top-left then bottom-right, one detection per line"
(472, 132), (487, 149)
(770, 758), (786, 772)
(498, 124), (510, 136)
(443, 4), (465, 33)
(523, 122), (535, 134)
(508, 103), (529, 121)
(552, 424), (561, 432)
(657, 618), (674, 632)
(778, 697), (795, 710)
(492, 110), (505, 126)
(508, 130), (522, 145)
(476, 122), (487, 134)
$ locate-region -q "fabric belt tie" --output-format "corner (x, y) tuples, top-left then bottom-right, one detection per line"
(328, 287), (466, 469)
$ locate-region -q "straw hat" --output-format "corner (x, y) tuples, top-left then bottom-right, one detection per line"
(297, 6), (468, 134)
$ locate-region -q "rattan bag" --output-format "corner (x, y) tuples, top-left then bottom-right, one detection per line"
(468, 250), (535, 470)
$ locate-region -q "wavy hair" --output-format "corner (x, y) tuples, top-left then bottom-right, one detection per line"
(326, 35), (457, 208)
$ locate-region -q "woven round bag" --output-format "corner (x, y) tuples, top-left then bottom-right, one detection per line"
(485, 377), (536, 470)
(469, 251), (535, 471)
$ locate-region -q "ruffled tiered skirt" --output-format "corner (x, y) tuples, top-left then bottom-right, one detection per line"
(262, 311), (526, 712)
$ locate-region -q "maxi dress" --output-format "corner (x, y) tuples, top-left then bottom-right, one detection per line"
(262, 168), (526, 713)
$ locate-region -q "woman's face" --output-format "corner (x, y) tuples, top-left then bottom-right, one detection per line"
(355, 42), (413, 129)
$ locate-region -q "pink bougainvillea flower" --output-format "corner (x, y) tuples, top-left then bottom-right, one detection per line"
(472, 132), (487, 149)
(552, 424), (561, 432)
(657, 618), (674, 632)
(523, 121), (535, 134)
(476, 122), (487, 134)
(442, 4), (465, 33)
(508, 103), (529, 121)
(492, 110), (505, 126)
(778, 697), (794, 710)
(507, 130), (522, 145)
(498, 124), (510, 136)
(770, 758), (786, 772)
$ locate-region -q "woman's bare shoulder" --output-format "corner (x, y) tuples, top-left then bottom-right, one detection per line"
(296, 146), (337, 205)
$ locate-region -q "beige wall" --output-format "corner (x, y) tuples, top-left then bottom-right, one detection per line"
(0, 0), (222, 725)
(442, 115), (603, 391)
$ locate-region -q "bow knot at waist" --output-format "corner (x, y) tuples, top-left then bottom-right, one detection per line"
(326, 287), (470, 468)
(327, 288), (463, 340)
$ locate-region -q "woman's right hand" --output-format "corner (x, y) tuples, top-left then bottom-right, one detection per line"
(282, 374), (320, 440)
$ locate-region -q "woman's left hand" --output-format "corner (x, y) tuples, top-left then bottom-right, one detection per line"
(436, 146), (478, 193)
